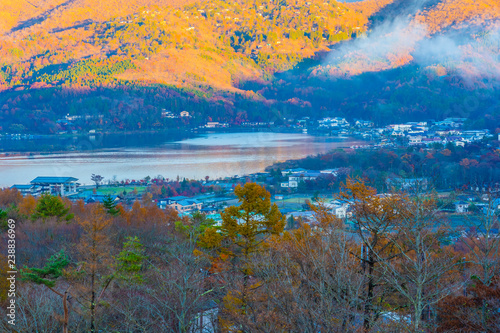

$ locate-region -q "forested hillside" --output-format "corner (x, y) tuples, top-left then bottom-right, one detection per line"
(0, 0), (499, 134)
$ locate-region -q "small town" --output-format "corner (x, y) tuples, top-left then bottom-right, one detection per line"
(8, 162), (500, 233)
(1, 113), (494, 151)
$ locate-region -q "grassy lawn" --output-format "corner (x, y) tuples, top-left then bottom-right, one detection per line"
(82, 186), (148, 196)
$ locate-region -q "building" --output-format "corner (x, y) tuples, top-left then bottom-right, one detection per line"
(86, 195), (119, 204)
(281, 168), (308, 176)
(320, 169), (339, 176)
(161, 110), (176, 118)
(318, 117), (350, 128)
(169, 199), (203, 213)
(10, 184), (42, 197)
(289, 172), (321, 182)
(454, 201), (470, 214)
(281, 171), (321, 188)
(204, 122), (229, 128)
(165, 196), (189, 205)
(408, 135), (423, 145)
(324, 200), (352, 219)
(29, 177), (79, 196)
(165, 196), (203, 212)
(180, 111), (191, 117)
(280, 180), (298, 188)
(355, 120), (374, 128)
(389, 124), (412, 132)
(386, 177), (429, 191)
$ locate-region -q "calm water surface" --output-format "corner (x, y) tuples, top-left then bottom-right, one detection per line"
(0, 132), (364, 186)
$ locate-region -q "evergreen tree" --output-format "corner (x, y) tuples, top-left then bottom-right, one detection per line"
(116, 236), (147, 284)
(102, 195), (120, 216)
(21, 250), (72, 333)
(32, 194), (73, 221)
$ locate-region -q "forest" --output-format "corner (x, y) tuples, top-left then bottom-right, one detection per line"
(1, 0), (499, 134)
(0, 180), (499, 332)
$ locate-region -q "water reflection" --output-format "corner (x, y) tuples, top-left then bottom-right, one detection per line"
(0, 132), (364, 186)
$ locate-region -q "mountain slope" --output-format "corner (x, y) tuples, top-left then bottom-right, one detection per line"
(1, 0), (394, 91)
(0, 0), (499, 135)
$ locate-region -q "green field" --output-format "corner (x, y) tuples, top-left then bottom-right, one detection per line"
(81, 186), (148, 196)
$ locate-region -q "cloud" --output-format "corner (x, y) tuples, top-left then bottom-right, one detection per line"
(321, 0), (500, 81)
(322, 18), (427, 76)
(414, 24), (500, 80)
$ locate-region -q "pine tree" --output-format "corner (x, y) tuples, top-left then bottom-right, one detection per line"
(215, 183), (285, 316)
(116, 236), (147, 284)
(21, 250), (72, 333)
(32, 193), (73, 221)
(102, 195), (120, 216)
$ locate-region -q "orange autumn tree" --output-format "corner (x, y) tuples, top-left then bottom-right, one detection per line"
(18, 194), (37, 217)
(202, 183), (284, 327)
(338, 178), (405, 331)
(378, 193), (459, 331)
(69, 204), (113, 333)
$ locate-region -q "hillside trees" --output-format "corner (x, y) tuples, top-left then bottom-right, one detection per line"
(2, 179), (499, 331)
(248, 209), (365, 331)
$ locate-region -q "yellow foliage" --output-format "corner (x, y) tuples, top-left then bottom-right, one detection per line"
(198, 227), (223, 249)
(18, 195), (37, 217)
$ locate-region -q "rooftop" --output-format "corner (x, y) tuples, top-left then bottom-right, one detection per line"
(11, 184), (34, 189)
(31, 177), (78, 184)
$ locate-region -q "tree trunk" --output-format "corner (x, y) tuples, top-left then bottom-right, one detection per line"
(363, 251), (375, 332)
(63, 290), (69, 333)
(91, 270), (95, 333)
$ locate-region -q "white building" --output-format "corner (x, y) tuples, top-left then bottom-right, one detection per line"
(30, 177), (79, 196)
(323, 200), (352, 219)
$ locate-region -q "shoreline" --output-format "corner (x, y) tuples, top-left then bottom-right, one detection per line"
(0, 132), (365, 187)
(0, 127), (350, 155)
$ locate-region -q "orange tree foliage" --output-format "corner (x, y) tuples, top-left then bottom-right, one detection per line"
(17, 195), (37, 217)
(200, 182), (285, 326)
(415, 0), (500, 34)
(0, 188), (22, 208)
(437, 278), (500, 332)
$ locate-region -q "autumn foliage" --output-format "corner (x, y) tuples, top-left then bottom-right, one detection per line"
(1, 181), (500, 331)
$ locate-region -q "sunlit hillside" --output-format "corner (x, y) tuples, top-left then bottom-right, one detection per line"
(0, 0), (396, 94)
(0, 0), (197, 34)
(415, 0), (500, 33)
(1, 0), (499, 134)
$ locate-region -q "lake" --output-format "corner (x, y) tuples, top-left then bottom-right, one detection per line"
(0, 132), (364, 187)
